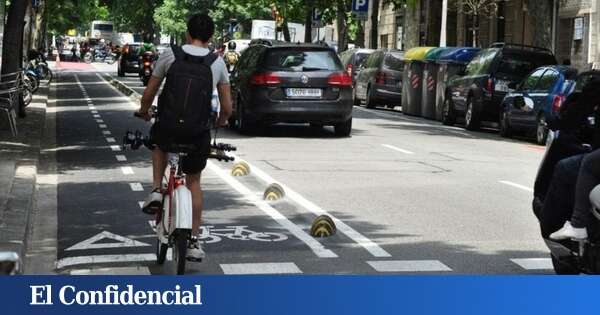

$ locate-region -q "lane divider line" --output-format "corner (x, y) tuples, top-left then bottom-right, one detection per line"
(110, 145), (121, 152)
(382, 144), (415, 155)
(99, 124), (107, 129)
(96, 119), (104, 123)
(510, 258), (552, 270)
(93, 114), (101, 118)
(91, 110), (98, 114)
(106, 137), (116, 143)
(116, 155), (127, 162)
(220, 262), (302, 275)
(129, 183), (144, 191)
(207, 161), (338, 259)
(102, 130), (112, 135)
(499, 181), (533, 193)
(231, 155), (392, 258)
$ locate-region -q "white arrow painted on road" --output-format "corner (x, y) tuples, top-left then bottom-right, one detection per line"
(66, 231), (151, 251)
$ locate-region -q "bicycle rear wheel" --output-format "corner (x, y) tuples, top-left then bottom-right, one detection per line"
(173, 230), (189, 275)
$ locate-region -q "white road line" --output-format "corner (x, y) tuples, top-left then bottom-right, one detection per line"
(93, 114), (101, 118)
(382, 144), (415, 155)
(66, 231), (151, 251)
(367, 260), (452, 272)
(511, 258), (553, 270)
(207, 161), (337, 258)
(102, 130), (112, 135)
(220, 262), (302, 275)
(130, 183), (144, 191)
(110, 145), (121, 152)
(96, 119), (104, 123)
(106, 137), (116, 143)
(70, 266), (151, 275)
(91, 110), (98, 114)
(139, 201), (145, 209)
(116, 155), (127, 162)
(121, 167), (134, 175)
(57, 254), (156, 269)
(231, 155), (391, 258)
(99, 124), (108, 129)
(499, 181), (534, 193)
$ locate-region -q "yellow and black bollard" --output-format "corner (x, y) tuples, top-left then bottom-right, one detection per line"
(310, 215), (336, 238)
(231, 161), (251, 177)
(263, 183), (285, 201)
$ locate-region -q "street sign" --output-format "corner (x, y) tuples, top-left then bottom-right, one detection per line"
(311, 8), (323, 28)
(352, 0), (369, 21)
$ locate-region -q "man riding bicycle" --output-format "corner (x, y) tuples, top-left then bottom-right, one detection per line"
(135, 13), (232, 261)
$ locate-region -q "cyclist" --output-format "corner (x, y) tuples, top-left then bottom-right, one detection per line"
(135, 14), (232, 261)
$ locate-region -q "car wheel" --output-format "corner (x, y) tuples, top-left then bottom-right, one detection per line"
(536, 115), (549, 145)
(499, 107), (512, 138)
(441, 97), (456, 126)
(365, 86), (376, 109)
(334, 118), (352, 137)
(464, 98), (480, 131)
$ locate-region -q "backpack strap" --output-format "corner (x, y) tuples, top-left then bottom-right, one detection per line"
(203, 53), (218, 67)
(171, 45), (185, 61)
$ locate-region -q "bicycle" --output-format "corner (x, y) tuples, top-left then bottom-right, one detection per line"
(124, 107), (235, 275)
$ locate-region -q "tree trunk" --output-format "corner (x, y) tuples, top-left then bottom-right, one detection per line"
(370, 0), (379, 48)
(355, 20), (365, 48)
(473, 14), (478, 47)
(304, 5), (313, 43)
(282, 20), (291, 42)
(33, 1), (48, 50)
(336, 0), (348, 52)
(2, 0), (27, 76)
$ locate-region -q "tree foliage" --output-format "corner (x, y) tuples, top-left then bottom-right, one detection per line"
(47, 0), (109, 35)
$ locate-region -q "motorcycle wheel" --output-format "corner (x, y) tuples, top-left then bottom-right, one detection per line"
(26, 74), (40, 94)
(551, 255), (579, 275)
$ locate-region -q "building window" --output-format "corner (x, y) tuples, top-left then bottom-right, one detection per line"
(381, 34), (389, 48)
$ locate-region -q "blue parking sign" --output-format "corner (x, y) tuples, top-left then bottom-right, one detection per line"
(352, 0), (369, 13)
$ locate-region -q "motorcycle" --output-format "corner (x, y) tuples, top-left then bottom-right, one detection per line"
(532, 96), (600, 274)
(139, 51), (155, 86)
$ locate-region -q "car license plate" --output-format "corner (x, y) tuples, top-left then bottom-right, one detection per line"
(495, 80), (510, 92)
(286, 88), (322, 98)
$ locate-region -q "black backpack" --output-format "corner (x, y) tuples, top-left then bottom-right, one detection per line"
(157, 45), (217, 142)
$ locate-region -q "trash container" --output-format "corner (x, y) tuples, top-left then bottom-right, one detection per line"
(421, 47), (455, 119)
(434, 47), (481, 121)
(401, 47), (435, 116)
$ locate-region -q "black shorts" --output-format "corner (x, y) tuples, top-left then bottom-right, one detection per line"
(150, 124), (211, 174)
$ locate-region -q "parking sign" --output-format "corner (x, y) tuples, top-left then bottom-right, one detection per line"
(352, 0), (369, 20)
(311, 8), (323, 28)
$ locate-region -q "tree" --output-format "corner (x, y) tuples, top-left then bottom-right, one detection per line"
(456, 0), (498, 47)
(1, 0), (28, 117)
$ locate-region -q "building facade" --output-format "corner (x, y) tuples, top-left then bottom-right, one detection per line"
(556, 0), (600, 70)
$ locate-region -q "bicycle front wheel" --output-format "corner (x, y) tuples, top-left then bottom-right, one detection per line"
(173, 231), (189, 275)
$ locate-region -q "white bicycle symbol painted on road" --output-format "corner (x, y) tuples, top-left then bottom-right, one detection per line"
(199, 226), (288, 244)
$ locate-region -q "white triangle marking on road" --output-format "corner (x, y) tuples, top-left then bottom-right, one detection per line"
(66, 231), (151, 251)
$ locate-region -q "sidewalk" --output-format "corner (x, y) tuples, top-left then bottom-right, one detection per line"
(0, 80), (49, 273)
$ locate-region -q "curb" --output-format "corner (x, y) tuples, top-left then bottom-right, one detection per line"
(108, 76), (142, 103)
(0, 83), (49, 273)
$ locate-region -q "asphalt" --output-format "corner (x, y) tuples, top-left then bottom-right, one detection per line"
(27, 62), (554, 275)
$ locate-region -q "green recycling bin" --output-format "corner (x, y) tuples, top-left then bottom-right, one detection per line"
(401, 47), (435, 116)
(421, 47), (455, 119)
(435, 47), (481, 121)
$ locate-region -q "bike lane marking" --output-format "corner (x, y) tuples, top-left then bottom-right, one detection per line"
(230, 155), (392, 258)
(382, 144), (415, 155)
(206, 161), (338, 259)
(130, 183), (144, 191)
(57, 254), (156, 270)
(121, 167), (134, 175)
(116, 155), (127, 162)
(499, 181), (533, 193)
(220, 262), (302, 275)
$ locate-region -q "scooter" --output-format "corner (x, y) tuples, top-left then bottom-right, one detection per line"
(533, 121), (600, 274)
(139, 51), (155, 86)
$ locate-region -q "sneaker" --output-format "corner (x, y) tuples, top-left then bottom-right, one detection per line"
(142, 189), (162, 215)
(550, 221), (588, 241)
(186, 238), (205, 262)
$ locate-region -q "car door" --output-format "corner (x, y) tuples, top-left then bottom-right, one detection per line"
(451, 49), (496, 111)
(526, 69), (560, 126)
(356, 52), (378, 99)
(509, 68), (545, 126)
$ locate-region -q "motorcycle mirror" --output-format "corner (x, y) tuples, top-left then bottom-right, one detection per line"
(0, 252), (21, 275)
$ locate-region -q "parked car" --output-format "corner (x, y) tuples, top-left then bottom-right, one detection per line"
(499, 66), (578, 144)
(339, 48), (374, 86)
(117, 43), (141, 77)
(229, 40), (354, 136)
(354, 49), (404, 108)
(443, 43), (558, 130)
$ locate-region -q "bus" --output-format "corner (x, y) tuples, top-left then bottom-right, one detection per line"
(90, 20), (114, 41)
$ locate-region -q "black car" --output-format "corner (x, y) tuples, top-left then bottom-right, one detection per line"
(229, 40), (354, 136)
(117, 43), (141, 77)
(353, 49), (404, 108)
(339, 48), (374, 85)
(443, 43), (558, 130)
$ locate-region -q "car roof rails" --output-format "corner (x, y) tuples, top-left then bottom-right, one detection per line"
(249, 39), (290, 47)
(489, 42), (553, 54)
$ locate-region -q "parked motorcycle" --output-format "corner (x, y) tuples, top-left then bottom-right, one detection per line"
(139, 51), (155, 86)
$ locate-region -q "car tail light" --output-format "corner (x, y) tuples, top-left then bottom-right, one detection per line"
(552, 95), (565, 113)
(143, 61), (151, 66)
(486, 78), (494, 93)
(346, 64), (353, 76)
(376, 71), (387, 84)
(250, 73), (281, 85)
(328, 72), (352, 86)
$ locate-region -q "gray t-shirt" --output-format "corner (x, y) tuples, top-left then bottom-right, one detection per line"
(152, 45), (230, 89)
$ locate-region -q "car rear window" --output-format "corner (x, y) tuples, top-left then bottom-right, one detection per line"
(496, 53), (557, 79)
(264, 49), (343, 72)
(355, 53), (370, 66)
(383, 53), (404, 71)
